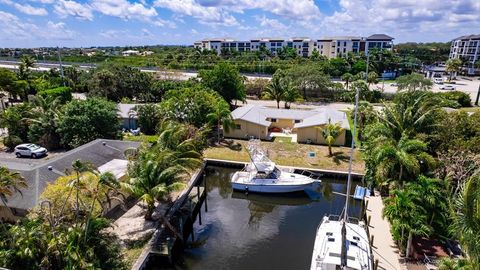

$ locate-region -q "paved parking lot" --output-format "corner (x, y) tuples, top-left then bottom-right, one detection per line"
(376, 77), (480, 102)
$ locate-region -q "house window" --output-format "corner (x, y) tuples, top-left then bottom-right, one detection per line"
(270, 118), (277, 122)
(236, 124), (241, 129)
(294, 119), (301, 123)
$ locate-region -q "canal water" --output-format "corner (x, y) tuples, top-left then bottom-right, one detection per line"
(158, 166), (362, 270)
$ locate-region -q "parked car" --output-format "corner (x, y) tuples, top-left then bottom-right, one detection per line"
(14, 143), (48, 158)
(434, 78), (444, 84)
(440, 85), (456, 90)
(390, 83), (398, 87)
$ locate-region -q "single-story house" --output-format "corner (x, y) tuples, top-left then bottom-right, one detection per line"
(0, 139), (140, 222)
(225, 105), (350, 145)
(118, 103), (142, 130)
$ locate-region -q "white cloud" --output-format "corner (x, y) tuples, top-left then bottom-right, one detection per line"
(319, 0), (480, 41)
(255, 15), (288, 31)
(154, 0), (238, 26)
(0, 11), (75, 41)
(30, 0), (55, 3)
(45, 21), (76, 39)
(54, 0), (94, 20)
(0, 0), (48, 16)
(154, 0), (321, 26)
(90, 0), (157, 20)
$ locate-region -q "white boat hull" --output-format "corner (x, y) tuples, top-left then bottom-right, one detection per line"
(232, 181), (316, 193)
(231, 170), (319, 193)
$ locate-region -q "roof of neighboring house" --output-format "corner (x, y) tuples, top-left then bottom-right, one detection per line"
(294, 108), (350, 129)
(118, 103), (142, 119)
(231, 105), (350, 129)
(367, 34), (394, 40)
(4, 139), (140, 211)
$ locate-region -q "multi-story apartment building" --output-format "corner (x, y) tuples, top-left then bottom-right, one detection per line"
(449, 34), (480, 75)
(194, 34), (394, 58)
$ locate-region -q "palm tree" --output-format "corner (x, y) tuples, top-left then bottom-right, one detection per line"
(446, 58), (462, 82)
(124, 122), (202, 220)
(408, 175), (447, 227)
(122, 159), (187, 220)
(341, 73), (353, 90)
(0, 166), (27, 214)
(319, 119), (344, 156)
(450, 173), (480, 267)
(367, 71), (378, 87)
(380, 90), (440, 140)
(282, 80), (300, 109)
(383, 188), (431, 258)
(373, 135), (435, 188)
(438, 257), (474, 270)
(396, 73), (433, 92)
(263, 70), (287, 108)
(18, 56), (35, 100)
(26, 95), (63, 149)
(207, 100), (235, 143)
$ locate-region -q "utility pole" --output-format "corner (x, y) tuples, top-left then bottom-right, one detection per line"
(475, 83), (480, 106)
(57, 46), (66, 87)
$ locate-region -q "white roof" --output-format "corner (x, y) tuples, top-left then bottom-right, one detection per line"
(231, 105), (349, 129)
(294, 108), (350, 129)
(98, 159), (129, 179)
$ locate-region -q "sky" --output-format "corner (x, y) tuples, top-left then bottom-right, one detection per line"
(0, 0), (479, 48)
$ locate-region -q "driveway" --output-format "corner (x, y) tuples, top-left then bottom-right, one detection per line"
(0, 150), (66, 169)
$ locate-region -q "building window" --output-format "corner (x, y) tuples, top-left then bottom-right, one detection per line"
(270, 118), (277, 122)
(343, 48), (346, 53)
(344, 41), (346, 46)
(294, 120), (301, 123)
(235, 124), (241, 129)
(337, 41), (340, 46)
(277, 42), (282, 46)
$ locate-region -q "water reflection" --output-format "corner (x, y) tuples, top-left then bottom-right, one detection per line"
(155, 166), (361, 270)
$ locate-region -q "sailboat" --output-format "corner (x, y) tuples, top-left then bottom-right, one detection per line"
(231, 139), (320, 193)
(309, 78), (373, 270)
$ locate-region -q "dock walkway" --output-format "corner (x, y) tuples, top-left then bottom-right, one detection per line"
(366, 192), (405, 270)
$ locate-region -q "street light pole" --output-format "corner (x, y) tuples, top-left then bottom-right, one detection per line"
(475, 83), (480, 106)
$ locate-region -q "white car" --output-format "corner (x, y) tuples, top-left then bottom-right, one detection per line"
(14, 143), (48, 158)
(440, 85), (455, 90)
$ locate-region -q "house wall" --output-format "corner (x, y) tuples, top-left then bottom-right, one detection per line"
(225, 120), (269, 140)
(270, 118), (295, 129)
(297, 126), (346, 146)
(120, 118), (138, 130)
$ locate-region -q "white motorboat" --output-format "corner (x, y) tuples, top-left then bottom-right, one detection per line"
(231, 140), (320, 193)
(310, 72), (373, 270)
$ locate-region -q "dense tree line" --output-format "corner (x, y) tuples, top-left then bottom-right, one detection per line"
(357, 74), (479, 266)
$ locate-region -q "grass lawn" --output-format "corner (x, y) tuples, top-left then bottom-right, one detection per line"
(123, 134), (159, 143)
(273, 136), (292, 143)
(459, 107), (480, 113)
(204, 139), (364, 173)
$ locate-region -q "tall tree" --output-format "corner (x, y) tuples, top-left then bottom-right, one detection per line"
(396, 73), (432, 92)
(373, 134), (434, 188)
(207, 100), (235, 143)
(199, 62), (246, 104)
(319, 119), (344, 156)
(445, 58), (462, 82)
(383, 188), (431, 258)
(341, 72), (353, 90)
(451, 173), (480, 268)
(262, 69), (288, 108)
(56, 98), (119, 148)
(0, 166), (27, 213)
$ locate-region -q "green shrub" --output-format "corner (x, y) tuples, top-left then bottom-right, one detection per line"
(438, 91), (471, 108)
(3, 135), (22, 150)
(38, 87), (72, 103)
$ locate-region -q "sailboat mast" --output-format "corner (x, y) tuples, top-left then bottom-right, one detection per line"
(343, 79), (360, 222)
